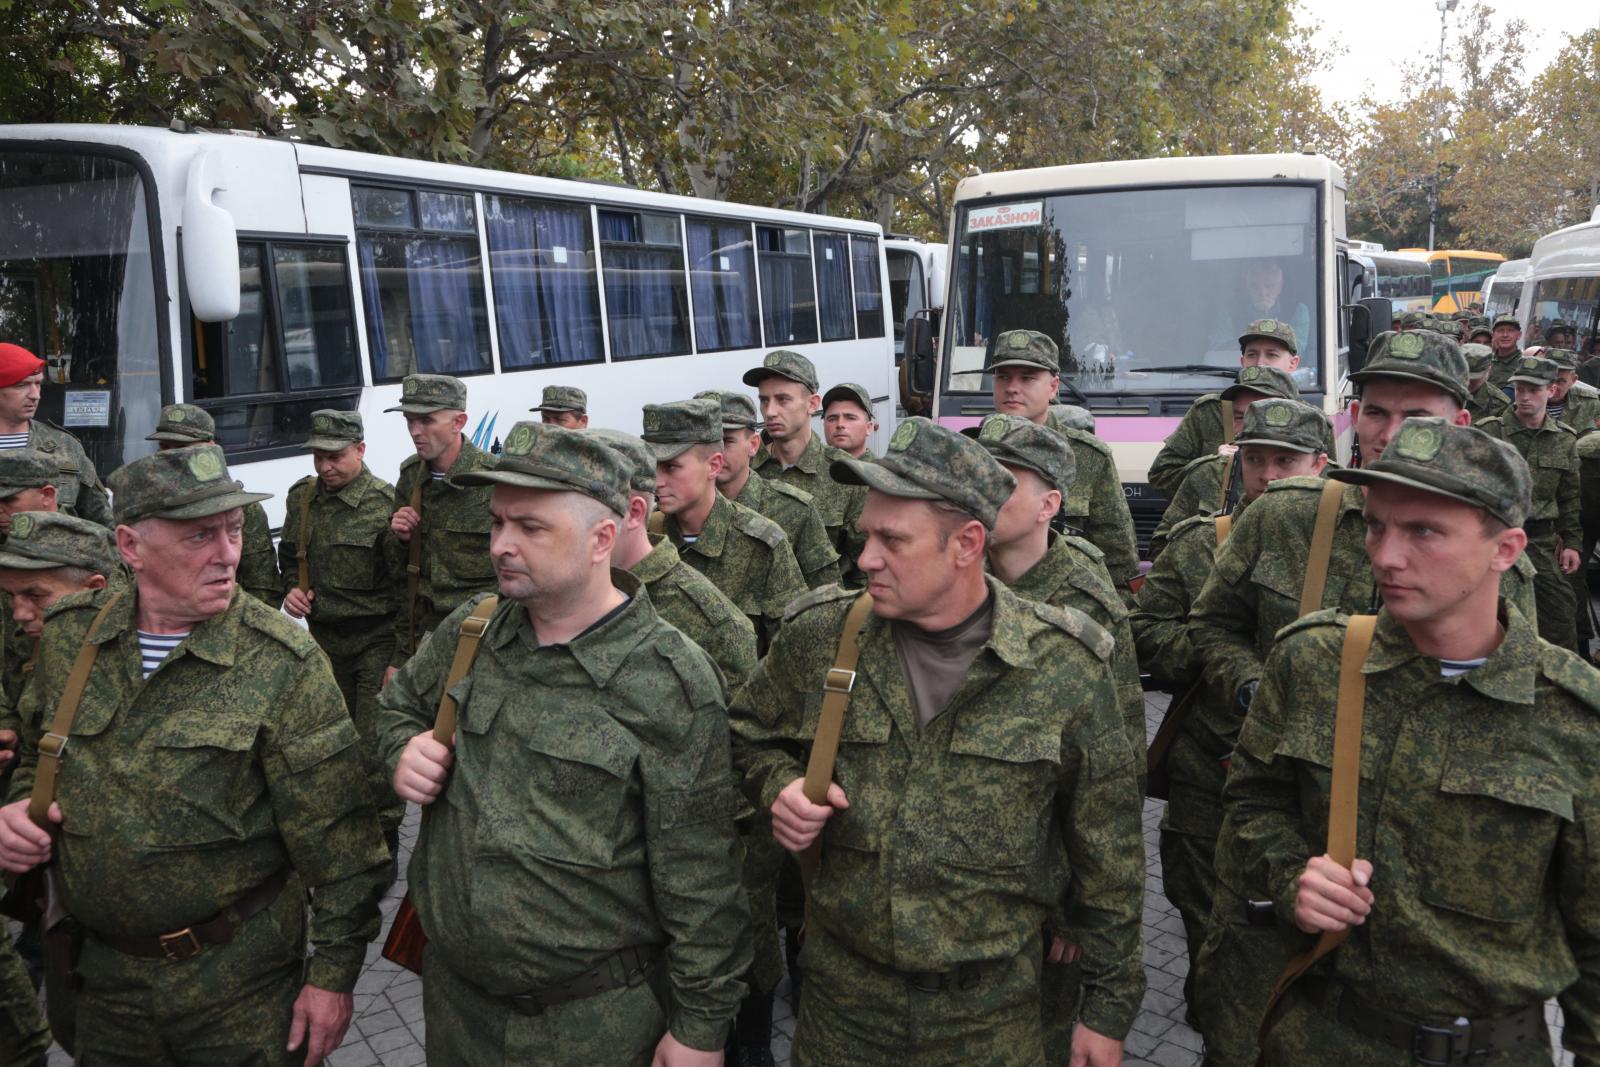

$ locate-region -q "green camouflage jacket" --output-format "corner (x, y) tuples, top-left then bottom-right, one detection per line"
(27, 420), (111, 528)
(1558, 388), (1600, 438)
(237, 500), (280, 608)
(1476, 415), (1580, 543)
(1466, 382), (1512, 425)
(1222, 604), (1600, 1052)
(276, 466), (399, 624)
(733, 470), (841, 589)
(7, 586), (388, 992)
(1486, 350), (1523, 393)
(1148, 454), (1236, 561)
(386, 438), (498, 664)
(1148, 393), (1228, 501)
(631, 533), (758, 695)
(753, 431), (866, 567)
(729, 577), (1146, 1039)
(377, 582), (752, 1052)
(1051, 425), (1141, 592)
(662, 493), (806, 650)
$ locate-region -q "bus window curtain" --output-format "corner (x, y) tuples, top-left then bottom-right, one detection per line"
(851, 237), (884, 338)
(357, 238), (391, 379)
(600, 213), (687, 360)
(405, 238), (487, 375)
(687, 219), (758, 351)
(814, 233), (854, 341)
(487, 198), (601, 367)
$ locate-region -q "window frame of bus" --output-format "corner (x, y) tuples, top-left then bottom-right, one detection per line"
(684, 215), (763, 355)
(352, 183), (495, 383)
(849, 234), (886, 340)
(181, 232), (363, 462)
(596, 206), (692, 361)
(1530, 275), (1600, 350)
(757, 225), (820, 346)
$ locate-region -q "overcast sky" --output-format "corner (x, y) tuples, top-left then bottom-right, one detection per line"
(1303, 0), (1594, 111)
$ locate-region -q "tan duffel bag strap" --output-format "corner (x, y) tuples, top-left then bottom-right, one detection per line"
(432, 596), (499, 746)
(1298, 480), (1345, 616)
(1216, 514), (1233, 545)
(295, 489), (315, 593)
(1221, 399), (1235, 445)
(648, 511), (666, 536)
(796, 592), (874, 881)
(29, 591), (123, 828)
(405, 480), (424, 644)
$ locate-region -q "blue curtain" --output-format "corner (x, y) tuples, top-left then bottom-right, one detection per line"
(687, 218), (759, 351)
(814, 233), (854, 341)
(851, 237), (884, 338)
(599, 212), (689, 360)
(357, 238), (392, 379)
(486, 197), (602, 368)
(357, 233), (488, 377)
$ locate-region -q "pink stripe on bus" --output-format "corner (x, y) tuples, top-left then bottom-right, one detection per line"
(940, 404), (1356, 444)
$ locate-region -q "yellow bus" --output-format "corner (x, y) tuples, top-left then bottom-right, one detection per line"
(1399, 248), (1506, 314)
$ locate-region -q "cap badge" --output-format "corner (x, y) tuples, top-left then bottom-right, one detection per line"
(979, 417), (1009, 442)
(314, 415), (333, 433)
(1390, 333), (1424, 359)
(889, 421), (917, 452)
(1264, 403), (1293, 427)
(1008, 332), (1029, 350)
(10, 514), (33, 539)
(504, 424), (535, 456)
(188, 450), (224, 481)
(168, 409), (187, 424)
(1394, 423), (1443, 462)
(404, 379), (418, 396)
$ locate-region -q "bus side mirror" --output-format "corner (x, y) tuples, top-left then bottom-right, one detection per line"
(182, 150), (241, 322)
(1346, 297), (1391, 373)
(903, 312), (937, 397)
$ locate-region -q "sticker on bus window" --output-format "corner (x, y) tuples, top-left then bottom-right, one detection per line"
(63, 390), (111, 428)
(967, 202), (1043, 234)
(720, 256), (731, 271)
(552, 246), (568, 264)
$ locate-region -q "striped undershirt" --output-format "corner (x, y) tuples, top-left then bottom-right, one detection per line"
(1439, 657), (1487, 678)
(137, 630), (189, 680)
(430, 469), (447, 480)
(0, 432), (28, 450)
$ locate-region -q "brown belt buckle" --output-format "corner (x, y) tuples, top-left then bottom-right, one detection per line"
(159, 927), (203, 962)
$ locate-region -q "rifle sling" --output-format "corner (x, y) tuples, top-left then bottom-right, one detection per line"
(29, 591), (124, 829)
(295, 489), (314, 593)
(405, 480), (424, 646)
(432, 596), (499, 746)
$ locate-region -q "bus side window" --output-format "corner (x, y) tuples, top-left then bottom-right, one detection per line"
(757, 226), (819, 345)
(851, 235), (885, 340)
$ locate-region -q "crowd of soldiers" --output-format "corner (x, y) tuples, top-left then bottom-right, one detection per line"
(0, 300), (1590, 1067)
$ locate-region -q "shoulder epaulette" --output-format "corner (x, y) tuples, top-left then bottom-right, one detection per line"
(398, 453), (423, 474)
(781, 582), (857, 623)
(1538, 643), (1600, 713)
(240, 597), (319, 659)
(1262, 474), (1327, 495)
(733, 506), (787, 549)
(1272, 606), (1346, 644)
(1029, 600), (1114, 662)
(1475, 415), (1505, 431)
(1169, 513), (1219, 540)
(673, 569), (741, 624)
(656, 625), (725, 711)
(1176, 452), (1224, 479)
(767, 479), (818, 507)
(1555, 420), (1580, 438)
(41, 587), (102, 622)
(1061, 533), (1104, 561)
(288, 474), (317, 493)
(1060, 425), (1113, 457)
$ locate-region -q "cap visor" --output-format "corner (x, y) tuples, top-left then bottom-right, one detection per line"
(0, 486), (29, 500)
(451, 469), (580, 493)
(1232, 435), (1318, 454)
(1237, 334), (1296, 354)
(741, 368), (814, 391)
(145, 430), (209, 443)
(382, 402), (451, 414)
(149, 490), (273, 521)
(1329, 467), (1486, 512)
(304, 436), (357, 452)
(830, 457), (942, 500)
(0, 551), (61, 570)
(1506, 375), (1545, 386)
(984, 356), (1055, 372)
(1348, 367), (1467, 402)
(644, 440), (703, 462)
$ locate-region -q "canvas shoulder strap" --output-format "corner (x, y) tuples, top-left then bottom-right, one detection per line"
(29, 591), (123, 828)
(1298, 480), (1346, 616)
(796, 592), (874, 880)
(1254, 613), (1377, 1061)
(1220, 398), (1235, 445)
(1215, 514), (1233, 545)
(648, 511), (665, 536)
(405, 480), (424, 642)
(431, 596), (499, 746)
(295, 489), (315, 593)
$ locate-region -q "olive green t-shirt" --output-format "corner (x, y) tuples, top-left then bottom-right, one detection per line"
(891, 592), (995, 732)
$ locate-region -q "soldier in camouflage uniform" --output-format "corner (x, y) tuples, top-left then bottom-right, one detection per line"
(699, 389), (842, 589)
(1187, 330), (1543, 1065)
(1148, 319), (1305, 500)
(1546, 317), (1578, 350)
(0, 451), (64, 537)
(0, 443), (388, 1064)
(1395, 310), (1427, 331)
(821, 382), (877, 459)
(1463, 344), (1512, 424)
(1486, 312), (1524, 396)
(730, 417), (1145, 1067)
(1465, 316), (1492, 346)
(384, 374), (497, 676)
(1546, 348), (1600, 434)
(1475, 357), (1582, 652)
(146, 403), (280, 607)
(0, 343), (112, 528)
(1130, 400), (1328, 1046)
(379, 423), (751, 1066)
(533, 384), (589, 429)
(1224, 418), (1600, 1065)
(276, 410), (404, 849)
(645, 398), (806, 651)
(987, 330), (1141, 597)
(745, 351), (867, 570)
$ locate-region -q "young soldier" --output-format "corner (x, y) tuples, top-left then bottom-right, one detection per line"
(988, 329), (1141, 596)
(1227, 418), (1600, 1065)
(1486, 312), (1523, 395)
(0, 452), (59, 536)
(821, 382), (877, 459)
(1547, 348), (1600, 433)
(698, 389), (842, 589)
(745, 350), (867, 568)
(533, 385), (589, 429)
(0, 343), (111, 527)
(277, 410), (403, 853)
(146, 403), (279, 607)
(731, 418), (1144, 1067)
(1475, 356), (1582, 651)
(1462, 343), (1511, 424)
(0, 444), (388, 1065)
(381, 423), (750, 1065)
(384, 373), (497, 679)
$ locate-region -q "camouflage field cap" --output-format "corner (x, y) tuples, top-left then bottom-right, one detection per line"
(1452, 310), (1475, 322)
(586, 428), (657, 494)
(1492, 313), (1521, 330)
(1238, 318), (1299, 354)
(694, 389), (759, 430)
(975, 413), (1076, 495)
(1548, 318), (1576, 338)
(144, 403), (216, 444)
(1545, 348), (1581, 371)
(1462, 343), (1495, 376)
(1048, 404), (1096, 433)
(1233, 399), (1329, 455)
(742, 350), (819, 392)
(109, 444), (271, 526)
(0, 512), (117, 573)
(1220, 364), (1301, 403)
(534, 385), (587, 413)
(453, 421), (629, 516)
(304, 409), (363, 452)
(1507, 356), (1559, 387)
(1331, 417), (1530, 528)
(641, 398), (723, 461)
(985, 329), (1060, 373)
(1432, 319), (1465, 340)
(1348, 329), (1469, 405)
(831, 417), (1015, 529)
(822, 382), (874, 415)
(383, 373), (468, 414)
(1399, 311), (1429, 329)
(0, 451), (58, 499)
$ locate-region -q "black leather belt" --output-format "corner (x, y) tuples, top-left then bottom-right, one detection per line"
(1303, 978), (1544, 1065)
(904, 960), (986, 993)
(501, 945), (661, 1017)
(98, 865), (290, 961)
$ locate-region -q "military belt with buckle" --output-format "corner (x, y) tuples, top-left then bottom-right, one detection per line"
(1303, 976), (1543, 1065)
(499, 945), (661, 1016)
(96, 865), (290, 961)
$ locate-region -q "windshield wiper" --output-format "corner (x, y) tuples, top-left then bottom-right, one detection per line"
(1122, 363), (1239, 378)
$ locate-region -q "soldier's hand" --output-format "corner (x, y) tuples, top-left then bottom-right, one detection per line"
(771, 777), (848, 852)
(650, 1031), (723, 1066)
(1560, 547), (1582, 575)
(0, 728), (15, 768)
(1216, 443), (1239, 458)
(394, 732), (454, 805)
(391, 507), (421, 542)
(1068, 1022), (1123, 1066)
(287, 983), (353, 1065)
(1046, 934), (1082, 965)
(1294, 854), (1374, 934)
(283, 588), (314, 619)
(0, 798), (57, 872)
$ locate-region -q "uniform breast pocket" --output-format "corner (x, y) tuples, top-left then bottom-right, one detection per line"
(146, 714), (262, 847)
(324, 533), (382, 590)
(944, 717), (1060, 870)
(1421, 753), (1572, 924)
(434, 512), (495, 585)
(815, 696), (893, 855)
(520, 712), (641, 868)
(1249, 553), (1303, 618)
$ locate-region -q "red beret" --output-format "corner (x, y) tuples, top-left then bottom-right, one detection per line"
(0, 345), (43, 389)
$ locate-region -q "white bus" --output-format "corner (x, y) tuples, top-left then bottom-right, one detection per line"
(901, 153), (1382, 546)
(0, 124), (897, 525)
(1481, 257), (1529, 321)
(1523, 214), (1600, 352)
(884, 236), (946, 359)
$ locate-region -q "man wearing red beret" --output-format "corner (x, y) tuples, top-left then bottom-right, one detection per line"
(0, 344), (111, 529)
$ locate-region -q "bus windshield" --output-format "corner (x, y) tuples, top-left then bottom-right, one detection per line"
(0, 149), (162, 471)
(944, 183), (1319, 396)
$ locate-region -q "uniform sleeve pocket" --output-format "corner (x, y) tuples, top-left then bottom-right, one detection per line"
(280, 717), (360, 773)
